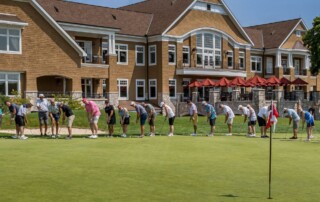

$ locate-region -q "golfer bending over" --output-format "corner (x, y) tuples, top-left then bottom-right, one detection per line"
(202, 101), (216, 137)
(283, 108), (300, 140)
(83, 98), (101, 139)
(160, 102), (175, 137)
(48, 99), (61, 139)
(118, 105), (130, 138)
(59, 103), (75, 140)
(105, 100), (116, 137)
(257, 105), (270, 138)
(298, 108), (315, 141)
(142, 102), (156, 137)
(187, 100), (198, 136)
(131, 102), (148, 138)
(219, 104), (234, 136)
(238, 105), (257, 137)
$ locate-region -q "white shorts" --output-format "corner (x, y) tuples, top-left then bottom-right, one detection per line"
(90, 116), (100, 124)
(227, 118), (234, 125)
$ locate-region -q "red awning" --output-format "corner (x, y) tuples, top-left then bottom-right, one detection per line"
(201, 78), (215, 87)
(291, 78), (308, 86)
(266, 76), (281, 86)
(188, 81), (202, 88)
(279, 77), (291, 86)
(246, 75), (267, 87)
(229, 77), (246, 87)
(215, 77), (230, 87)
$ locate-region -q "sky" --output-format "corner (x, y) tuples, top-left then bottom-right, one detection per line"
(68, 0), (320, 28)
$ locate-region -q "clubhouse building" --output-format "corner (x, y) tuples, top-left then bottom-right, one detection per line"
(0, 0), (317, 108)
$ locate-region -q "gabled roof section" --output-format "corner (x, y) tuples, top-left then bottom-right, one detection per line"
(245, 18), (303, 49)
(292, 41), (308, 50)
(37, 0), (153, 36)
(120, 0), (194, 36)
(243, 28), (264, 49)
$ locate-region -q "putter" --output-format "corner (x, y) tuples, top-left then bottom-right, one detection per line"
(159, 117), (167, 136)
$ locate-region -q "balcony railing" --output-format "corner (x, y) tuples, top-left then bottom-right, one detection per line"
(82, 55), (108, 65)
(37, 91), (72, 98)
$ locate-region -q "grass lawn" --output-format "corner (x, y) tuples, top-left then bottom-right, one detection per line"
(0, 111), (319, 201)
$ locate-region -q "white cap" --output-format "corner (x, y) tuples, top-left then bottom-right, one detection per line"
(201, 101), (207, 105)
(130, 101), (135, 106)
(238, 105), (243, 110)
(39, 94), (44, 97)
(159, 102), (164, 107)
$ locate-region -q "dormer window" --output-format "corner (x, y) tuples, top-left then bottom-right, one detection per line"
(296, 30), (301, 37)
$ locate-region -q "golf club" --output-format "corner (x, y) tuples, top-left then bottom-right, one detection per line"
(159, 117), (167, 136)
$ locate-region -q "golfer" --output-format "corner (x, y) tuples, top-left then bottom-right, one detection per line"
(219, 104), (234, 136)
(160, 102), (175, 137)
(187, 100), (198, 136)
(15, 103), (33, 140)
(5, 101), (20, 139)
(48, 99), (60, 138)
(36, 94), (49, 136)
(82, 98), (101, 139)
(105, 100), (116, 137)
(142, 102), (156, 137)
(59, 103), (75, 140)
(118, 105), (130, 138)
(257, 105), (270, 138)
(298, 108), (315, 141)
(283, 108), (300, 140)
(202, 101), (216, 137)
(130, 102), (148, 138)
(238, 105), (257, 137)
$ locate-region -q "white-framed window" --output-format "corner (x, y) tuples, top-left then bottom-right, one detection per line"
(227, 51), (233, 68)
(102, 42), (108, 63)
(81, 78), (93, 98)
(149, 79), (157, 100)
(0, 28), (21, 54)
(169, 79), (176, 99)
(294, 59), (300, 75)
(168, 44), (176, 65)
(182, 78), (191, 99)
(183, 46), (190, 66)
(251, 56), (262, 72)
(296, 30), (301, 37)
(76, 40), (92, 63)
(0, 73), (20, 96)
(239, 51), (245, 69)
(196, 33), (222, 68)
(266, 57), (273, 74)
(149, 45), (157, 66)
(136, 79), (145, 100)
(135, 45), (145, 66)
(117, 79), (129, 100)
(115, 44), (128, 65)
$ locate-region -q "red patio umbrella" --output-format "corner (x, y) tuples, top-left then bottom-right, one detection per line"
(215, 77), (230, 87)
(201, 78), (215, 87)
(188, 81), (202, 88)
(246, 75), (267, 87)
(279, 77), (291, 86)
(291, 78), (308, 86)
(229, 77), (246, 87)
(266, 76), (281, 86)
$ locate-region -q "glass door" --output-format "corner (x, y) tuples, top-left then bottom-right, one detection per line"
(204, 50), (214, 69)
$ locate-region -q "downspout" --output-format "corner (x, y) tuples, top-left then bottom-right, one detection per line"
(145, 34), (149, 101)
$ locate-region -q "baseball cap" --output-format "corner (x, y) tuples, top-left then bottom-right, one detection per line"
(39, 94), (44, 97)
(82, 98), (87, 103)
(159, 102), (164, 107)
(238, 105), (243, 110)
(130, 101), (135, 106)
(201, 101), (207, 105)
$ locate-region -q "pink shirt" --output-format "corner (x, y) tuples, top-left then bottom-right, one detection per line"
(85, 101), (101, 116)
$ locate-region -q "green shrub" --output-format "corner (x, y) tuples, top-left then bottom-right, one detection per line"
(53, 94), (84, 110)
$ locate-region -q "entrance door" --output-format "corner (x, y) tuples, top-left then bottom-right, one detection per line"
(204, 50), (214, 69)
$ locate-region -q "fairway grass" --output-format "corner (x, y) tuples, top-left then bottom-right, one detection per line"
(1, 136), (320, 202)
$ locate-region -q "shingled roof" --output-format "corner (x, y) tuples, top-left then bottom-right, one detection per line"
(120, 0), (195, 36)
(0, 13), (26, 23)
(37, 0), (153, 36)
(244, 18), (302, 49)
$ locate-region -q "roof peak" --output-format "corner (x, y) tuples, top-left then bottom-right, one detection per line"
(245, 18), (301, 28)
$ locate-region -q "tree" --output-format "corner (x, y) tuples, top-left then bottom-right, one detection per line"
(303, 16), (320, 75)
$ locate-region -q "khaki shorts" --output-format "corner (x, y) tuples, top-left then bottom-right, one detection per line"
(227, 118), (234, 125)
(90, 116), (100, 124)
(67, 115), (75, 128)
(191, 114), (198, 125)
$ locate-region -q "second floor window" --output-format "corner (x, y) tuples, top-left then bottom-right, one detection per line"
(239, 51), (245, 69)
(227, 51), (233, 68)
(251, 56), (262, 72)
(0, 28), (21, 53)
(169, 79), (176, 98)
(266, 57), (273, 74)
(294, 59), (300, 75)
(149, 45), (156, 66)
(102, 42), (108, 63)
(183, 46), (190, 66)
(168, 45), (176, 65)
(136, 45), (145, 66)
(196, 33), (221, 68)
(116, 44), (128, 64)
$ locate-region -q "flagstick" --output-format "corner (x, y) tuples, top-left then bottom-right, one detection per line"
(268, 100), (273, 199)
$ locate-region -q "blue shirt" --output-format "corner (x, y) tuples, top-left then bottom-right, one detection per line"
(304, 111), (314, 123)
(205, 104), (216, 119)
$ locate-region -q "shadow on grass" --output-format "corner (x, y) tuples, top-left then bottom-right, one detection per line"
(219, 194), (239, 198)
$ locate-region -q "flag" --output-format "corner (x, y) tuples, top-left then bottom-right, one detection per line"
(266, 103), (279, 129)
